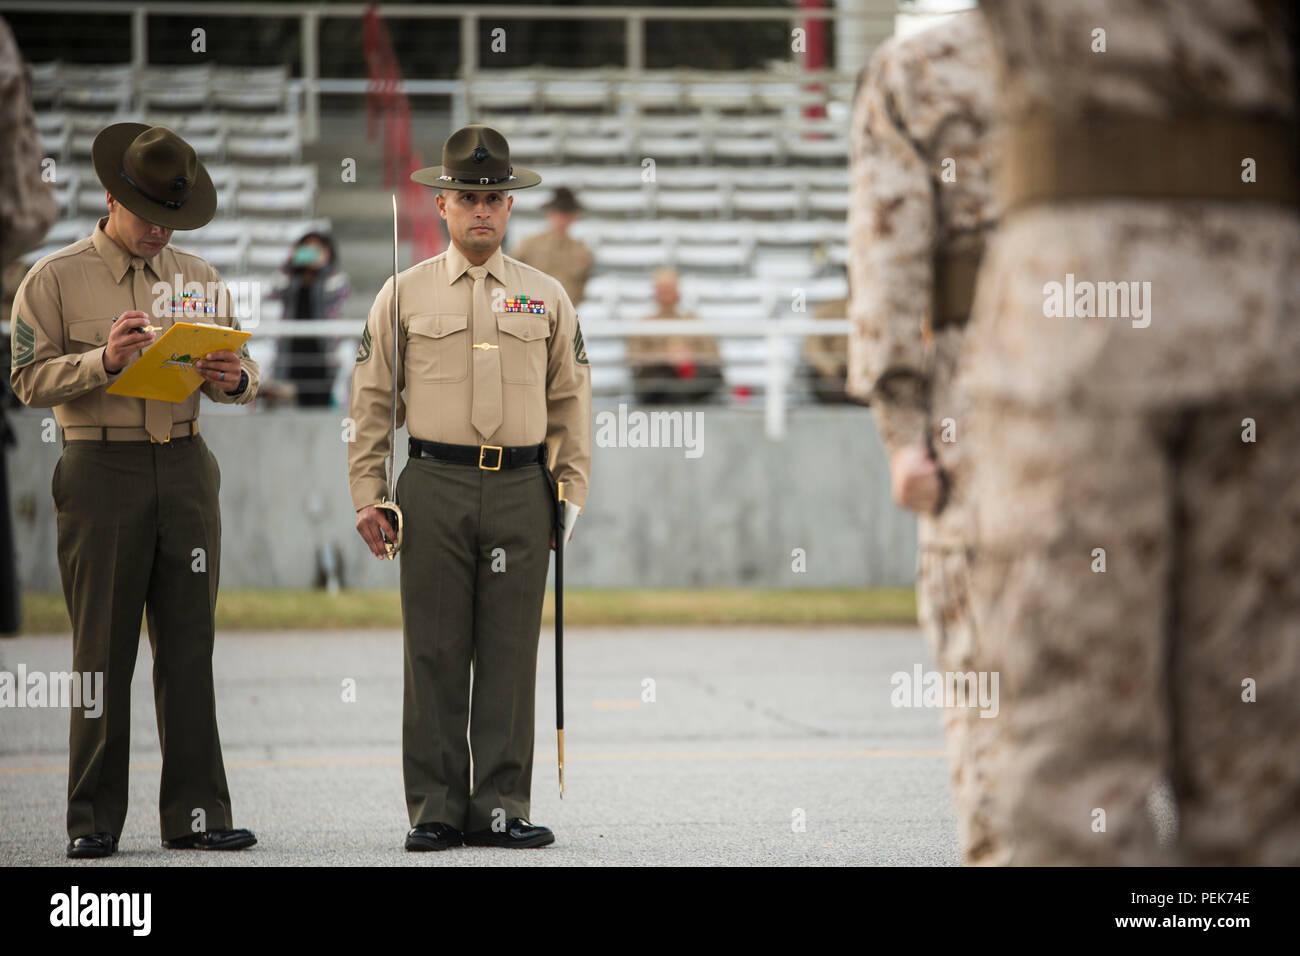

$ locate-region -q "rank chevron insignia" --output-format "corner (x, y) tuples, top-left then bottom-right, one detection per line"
(356, 325), (373, 363)
(573, 322), (588, 366)
(12, 315), (35, 367)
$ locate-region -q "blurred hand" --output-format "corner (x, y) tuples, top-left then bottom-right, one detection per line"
(356, 505), (397, 559)
(890, 444), (943, 515)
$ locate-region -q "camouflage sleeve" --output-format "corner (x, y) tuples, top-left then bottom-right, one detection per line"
(846, 38), (935, 455)
(0, 20), (57, 264)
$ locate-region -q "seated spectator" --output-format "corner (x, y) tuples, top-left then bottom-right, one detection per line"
(804, 296), (852, 403)
(626, 269), (725, 405)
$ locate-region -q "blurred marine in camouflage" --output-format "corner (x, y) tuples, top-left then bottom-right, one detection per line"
(846, 9), (1003, 864)
(965, 0), (1300, 864)
(1, 16), (57, 637)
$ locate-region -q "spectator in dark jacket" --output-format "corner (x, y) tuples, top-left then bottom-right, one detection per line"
(268, 231), (349, 408)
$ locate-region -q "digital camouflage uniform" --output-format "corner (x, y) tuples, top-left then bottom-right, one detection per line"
(964, 0), (1300, 865)
(845, 10), (1003, 864)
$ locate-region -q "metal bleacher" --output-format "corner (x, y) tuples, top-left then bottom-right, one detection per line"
(25, 53), (858, 414)
(27, 61), (325, 317)
(478, 68), (854, 399)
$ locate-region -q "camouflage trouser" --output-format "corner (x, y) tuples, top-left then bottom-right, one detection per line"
(917, 546), (1009, 866)
(970, 392), (1300, 865)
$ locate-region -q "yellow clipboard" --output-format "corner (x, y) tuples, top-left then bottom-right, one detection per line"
(106, 321), (251, 403)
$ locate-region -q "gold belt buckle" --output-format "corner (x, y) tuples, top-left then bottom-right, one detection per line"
(151, 431), (171, 445)
(478, 444), (503, 471)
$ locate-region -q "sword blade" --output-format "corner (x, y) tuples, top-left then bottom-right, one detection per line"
(556, 480), (565, 797)
(389, 193), (399, 502)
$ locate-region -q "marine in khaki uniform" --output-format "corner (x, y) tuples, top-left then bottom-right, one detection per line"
(965, 0), (1300, 864)
(625, 268), (725, 404)
(348, 125), (591, 851)
(513, 187), (593, 306)
(844, 10), (1003, 864)
(9, 124), (259, 858)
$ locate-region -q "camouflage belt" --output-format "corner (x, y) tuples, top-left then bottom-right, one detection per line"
(1003, 115), (1299, 212)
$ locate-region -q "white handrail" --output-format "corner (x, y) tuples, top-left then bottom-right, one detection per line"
(1, 317), (852, 440)
(236, 317), (850, 337)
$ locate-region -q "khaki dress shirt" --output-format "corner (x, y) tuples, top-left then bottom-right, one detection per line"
(10, 217), (259, 426)
(348, 243), (592, 512)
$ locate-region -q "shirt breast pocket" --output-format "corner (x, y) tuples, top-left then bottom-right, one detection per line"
(496, 313), (550, 385)
(65, 317), (114, 360)
(406, 312), (468, 383)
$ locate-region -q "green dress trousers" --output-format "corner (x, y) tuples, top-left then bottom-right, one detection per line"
(397, 454), (554, 832)
(55, 434), (233, 842)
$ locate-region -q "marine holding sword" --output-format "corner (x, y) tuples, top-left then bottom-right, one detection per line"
(9, 123), (259, 858)
(348, 125), (591, 851)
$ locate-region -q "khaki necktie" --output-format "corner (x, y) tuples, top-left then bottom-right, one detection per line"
(132, 259), (171, 442)
(468, 265), (502, 439)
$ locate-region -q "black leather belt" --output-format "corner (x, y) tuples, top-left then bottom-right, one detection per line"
(408, 437), (546, 471)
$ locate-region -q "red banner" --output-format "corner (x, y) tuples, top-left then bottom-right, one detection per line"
(362, 3), (444, 264)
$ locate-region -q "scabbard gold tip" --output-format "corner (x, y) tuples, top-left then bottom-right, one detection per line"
(557, 480), (566, 504)
(557, 728), (565, 798)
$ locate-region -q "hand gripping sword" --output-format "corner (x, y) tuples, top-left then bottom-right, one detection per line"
(377, 194), (404, 558)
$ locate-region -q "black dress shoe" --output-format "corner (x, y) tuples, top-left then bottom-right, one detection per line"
(67, 833), (117, 859)
(163, 828), (257, 850)
(405, 822), (464, 852)
(464, 818), (555, 848)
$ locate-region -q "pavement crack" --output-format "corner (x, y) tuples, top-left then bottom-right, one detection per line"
(679, 674), (835, 738)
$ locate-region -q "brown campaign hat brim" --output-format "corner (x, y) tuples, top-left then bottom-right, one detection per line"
(410, 165), (543, 191)
(92, 122), (217, 230)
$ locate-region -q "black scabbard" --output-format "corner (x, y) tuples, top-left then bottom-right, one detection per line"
(538, 446), (564, 733)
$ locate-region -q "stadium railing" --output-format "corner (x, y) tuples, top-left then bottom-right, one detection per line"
(0, 1), (891, 141)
